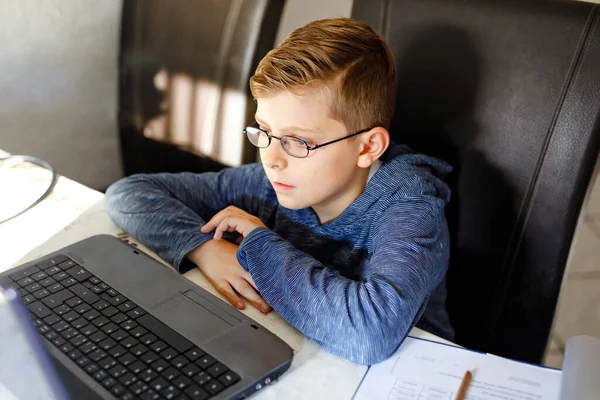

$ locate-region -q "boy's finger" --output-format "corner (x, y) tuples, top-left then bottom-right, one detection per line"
(234, 280), (271, 313)
(213, 280), (245, 310)
(200, 209), (230, 232)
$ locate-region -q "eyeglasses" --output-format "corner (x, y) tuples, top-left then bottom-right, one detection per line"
(243, 123), (372, 159)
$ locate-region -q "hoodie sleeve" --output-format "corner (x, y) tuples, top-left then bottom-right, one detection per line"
(104, 164), (270, 272)
(236, 197), (450, 365)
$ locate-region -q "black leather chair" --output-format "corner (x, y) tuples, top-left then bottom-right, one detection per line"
(352, 0), (600, 363)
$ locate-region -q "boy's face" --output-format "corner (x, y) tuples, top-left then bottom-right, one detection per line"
(255, 88), (369, 223)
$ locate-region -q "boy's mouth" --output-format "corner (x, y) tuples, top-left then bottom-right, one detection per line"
(272, 181), (295, 192)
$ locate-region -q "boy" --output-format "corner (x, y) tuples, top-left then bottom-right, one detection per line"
(105, 18), (452, 365)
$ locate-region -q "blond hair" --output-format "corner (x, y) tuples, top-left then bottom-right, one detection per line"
(249, 18), (396, 132)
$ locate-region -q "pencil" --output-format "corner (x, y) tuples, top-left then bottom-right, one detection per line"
(455, 370), (472, 400)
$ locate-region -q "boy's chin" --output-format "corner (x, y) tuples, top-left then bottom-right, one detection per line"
(275, 194), (309, 210)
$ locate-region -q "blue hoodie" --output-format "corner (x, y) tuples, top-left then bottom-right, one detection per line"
(104, 143), (453, 365)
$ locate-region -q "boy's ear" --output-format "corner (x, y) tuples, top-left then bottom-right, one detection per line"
(357, 127), (390, 168)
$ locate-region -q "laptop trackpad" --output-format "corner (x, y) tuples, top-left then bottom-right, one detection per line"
(152, 290), (241, 343)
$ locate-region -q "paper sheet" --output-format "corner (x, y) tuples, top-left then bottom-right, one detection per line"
(353, 337), (561, 400)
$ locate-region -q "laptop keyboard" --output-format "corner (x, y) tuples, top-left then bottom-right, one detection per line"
(2, 255), (241, 400)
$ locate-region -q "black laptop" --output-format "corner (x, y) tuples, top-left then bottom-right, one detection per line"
(0, 234), (294, 400)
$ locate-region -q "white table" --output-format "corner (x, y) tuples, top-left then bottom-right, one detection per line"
(2, 154), (453, 399)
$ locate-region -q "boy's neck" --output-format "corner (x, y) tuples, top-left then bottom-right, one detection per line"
(311, 167), (370, 225)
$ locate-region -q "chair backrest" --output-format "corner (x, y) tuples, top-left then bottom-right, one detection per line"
(118, 0), (284, 175)
(352, 0), (600, 363)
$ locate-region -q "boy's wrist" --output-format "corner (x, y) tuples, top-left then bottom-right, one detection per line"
(186, 239), (217, 266)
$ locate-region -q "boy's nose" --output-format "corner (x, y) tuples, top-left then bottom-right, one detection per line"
(261, 139), (288, 170)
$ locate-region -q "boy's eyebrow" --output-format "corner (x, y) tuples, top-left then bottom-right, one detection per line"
(255, 116), (322, 134)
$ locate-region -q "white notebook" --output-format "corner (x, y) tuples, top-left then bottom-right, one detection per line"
(353, 336), (562, 400)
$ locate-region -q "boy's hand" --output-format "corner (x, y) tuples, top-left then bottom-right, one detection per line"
(187, 239), (272, 314)
(200, 206), (266, 240)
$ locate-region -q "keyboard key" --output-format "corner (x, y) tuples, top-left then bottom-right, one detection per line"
(43, 313), (61, 326)
(65, 297), (83, 308)
(121, 392), (136, 400)
(93, 300), (110, 311)
(72, 318), (89, 330)
(47, 283), (64, 293)
(89, 331), (108, 343)
(52, 336), (66, 347)
(185, 385), (209, 400)
(38, 325), (51, 334)
(53, 271), (69, 281)
(33, 288), (50, 299)
(81, 324), (99, 336)
(52, 321), (69, 332)
(92, 316), (110, 327)
(25, 282), (43, 293)
(161, 385), (180, 399)
(162, 367), (180, 381)
(17, 277), (35, 287)
(118, 353), (136, 366)
(46, 266), (62, 276)
(66, 266), (92, 282)
(102, 377), (117, 389)
(110, 329), (128, 341)
(111, 384), (126, 396)
(128, 361), (146, 375)
(58, 259), (77, 270)
(150, 377), (169, 392)
(93, 370), (108, 381)
(137, 314), (194, 353)
(118, 301), (136, 313)
(160, 348), (178, 362)
(38, 277), (56, 287)
(196, 355), (216, 369)
(36, 255), (69, 270)
(85, 363), (100, 374)
(101, 306), (119, 317)
(131, 344), (148, 357)
(63, 311), (79, 323)
(61, 328), (79, 340)
(140, 351), (159, 365)
(140, 333), (157, 346)
(77, 356), (91, 368)
(83, 310), (101, 321)
(32, 271), (49, 281)
(119, 373), (138, 387)
(90, 286), (104, 294)
(60, 343), (75, 353)
(140, 390), (161, 400)
(130, 326), (147, 338)
(60, 277), (77, 288)
(70, 335), (88, 347)
(68, 349), (83, 361)
(193, 372), (212, 386)
(74, 303), (92, 314)
(106, 288), (119, 296)
(89, 349), (107, 362)
(120, 320), (138, 331)
(149, 340), (167, 354)
(173, 375), (192, 390)
(171, 355), (189, 369)
(121, 337), (138, 349)
(127, 308), (146, 319)
(99, 357), (118, 370)
(70, 284), (100, 304)
(109, 364), (128, 378)
(80, 342), (98, 355)
(130, 382), (149, 395)
(102, 323), (120, 335)
(99, 338), (118, 351)
(108, 295), (127, 306)
(22, 294), (35, 304)
(204, 380), (224, 396)
(45, 331), (59, 341)
(10, 265), (40, 281)
(89, 276), (102, 284)
(151, 359), (169, 373)
(83, 281), (95, 289)
(181, 363), (201, 378)
(184, 348), (205, 362)
(111, 313), (128, 324)
(108, 345), (126, 359)
(139, 368), (158, 383)
(206, 363), (227, 378)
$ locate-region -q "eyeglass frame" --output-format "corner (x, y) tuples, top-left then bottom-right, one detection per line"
(243, 123), (373, 159)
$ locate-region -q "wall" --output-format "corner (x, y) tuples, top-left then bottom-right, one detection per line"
(0, 0), (122, 191)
